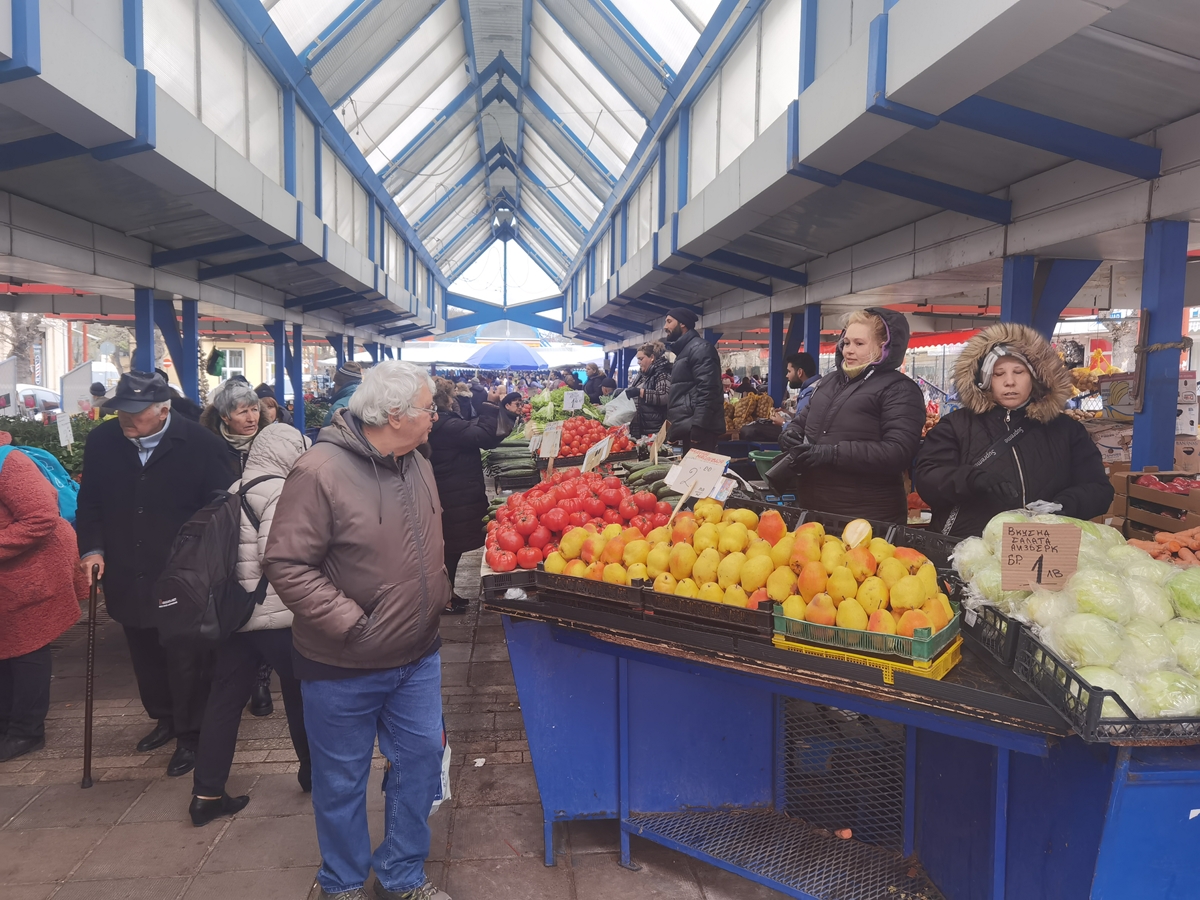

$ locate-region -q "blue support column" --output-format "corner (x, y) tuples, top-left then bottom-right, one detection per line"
(269, 324), (287, 407)
(1000, 256), (1036, 325)
(703, 328), (721, 346)
(289, 324), (305, 435)
(1032, 259), (1103, 339)
(1132, 220), (1189, 471)
(347, 336), (355, 362)
(179, 299), (199, 402)
(784, 312), (803, 357)
(326, 334), (345, 369)
(767, 311), (786, 405)
(133, 288), (154, 372)
(803, 304), (821, 358)
(365, 342), (379, 362)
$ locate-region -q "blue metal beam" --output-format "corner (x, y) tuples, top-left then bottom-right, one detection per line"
(519, 162), (587, 235)
(0, 134), (87, 171)
(347, 309), (408, 327)
(1031, 258), (1103, 339)
(999, 256), (1036, 326)
(515, 234), (566, 282)
(768, 311), (785, 405)
(516, 0), (533, 210)
(325, 333), (346, 369)
(586, 0), (672, 81)
(133, 288), (153, 371)
(197, 252), (294, 281)
(444, 300), (565, 334)
(458, 0), (493, 203)
(784, 311), (802, 358)
(706, 249), (807, 285)
(447, 293), (563, 316)
(414, 160), (485, 230)
(514, 207), (570, 265)
(592, 313), (651, 334)
(152, 235), (263, 267)
(844, 161), (1012, 225)
(0, 0), (41, 84)
(520, 85), (617, 187)
(481, 81), (520, 109)
(285, 288), (358, 310)
(804, 303), (821, 356)
(449, 237), (496, 281)
(305, 0), (377, 65)
(680, 263), (773, 296)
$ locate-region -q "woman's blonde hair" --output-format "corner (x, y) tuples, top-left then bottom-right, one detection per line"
(638, 341), (665, 360)
(842, 310), (887, 347)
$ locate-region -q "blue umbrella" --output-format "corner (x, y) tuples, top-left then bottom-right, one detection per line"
(466, 340), (548, 370)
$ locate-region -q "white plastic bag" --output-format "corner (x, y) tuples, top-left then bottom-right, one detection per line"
(604, 390), (637, 427)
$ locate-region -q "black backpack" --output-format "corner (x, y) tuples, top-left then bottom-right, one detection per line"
(153, 475), (282, 649)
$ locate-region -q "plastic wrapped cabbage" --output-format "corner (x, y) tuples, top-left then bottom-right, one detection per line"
(1167, 567), (1200, 622)
(1163, 619), (1200, 678)
(996, 589), (1032, 616)
(1126, 578), (1176, 626)
(1115, 617), (1178, 677)
(1076, 666), (1143, 718)
(952, 537), (992, 582)
(1043, 613), (1127, 668)
(1069, 570), (1132, 624)
(971, 559), (1004, 604)
(1020, 588), (1077, 628)
(1135, 670), (1200, 718)
(982, 511), (1030, 555)
(1126, 556), (1179, 588)
(1107, 544), (1147, 568)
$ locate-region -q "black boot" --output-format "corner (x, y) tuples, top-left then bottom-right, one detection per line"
(298, 759), (312, 793)
(440, 594), (470, 615)
(249, 680), (273, 717)
(189, 792), (250, 827)
(0, 735), (44, 762)
(136, 720), (174, 752)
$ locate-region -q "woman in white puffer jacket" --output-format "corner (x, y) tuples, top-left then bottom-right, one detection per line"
(189, 423), (312, 826)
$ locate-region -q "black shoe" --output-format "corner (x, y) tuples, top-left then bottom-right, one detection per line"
(249, 682), (274, 717)
(189, 792), (250, 826)
(166, 744), (196, 777)
(0, 735), (44, 762)
(440, 595), (470, 616)
(136, 721), (174, 753)
(298, 759), (312, 793)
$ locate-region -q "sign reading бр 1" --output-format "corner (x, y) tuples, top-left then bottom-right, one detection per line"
(1000, 522), (1081, 591)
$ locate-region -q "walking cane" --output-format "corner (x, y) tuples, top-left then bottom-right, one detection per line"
(81, 564), (99, 789)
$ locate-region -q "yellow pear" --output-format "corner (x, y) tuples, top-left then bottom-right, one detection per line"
(602, 563), (628, 585)
(826, 566), (858, 606)
(692, 523), (721, 554)
(646, 542), (671, 579)
(697, 581), (726, 603)
(921, 595), (951, 632)
(645, 526), (672, 545)
(559, 528), (587, 560)
(623, 540), (650, 568)
(820, 540), (847, 576)
(745, 539), (772, 561)
(868, 609), (897, 634)
(856, 576), (889, 614)
(877, 557), (909, 590)
(747, 530), (759, 543)
(917, 563), (940, 600)
(669, 543), (697, 581)
(739, 555), (774, 594)
(770, 533), (796, 568)
(781, 594), (807, 620)
(796, 561), (828, 602)
(602, 523), (623, 540)
(841, 518), (873, 549)
(652, 572), (677, 594)
(717, 551), (747, 590)
(723, 584), (749, 607)
(890, 574), (927, 610)
(718, 522), (750, 554)
(674, 578), (699, 598)
(544, 552), (567, 575)
(869, 538), (895, 561)
(836, 597), (869, 630)
(693, 498), (724, 524)
(796, 521), (826, 541)
(822, 535), (842, 545)
(767, 566), (798, 603)
(627, 563), (649, 582)
(805, 592), (837, 625)
(692, 547), (722, 586)
(727, 507), (759, 530)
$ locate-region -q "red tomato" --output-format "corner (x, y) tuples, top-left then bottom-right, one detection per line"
(557, 497), (582, 516)
(598, 487), (623, 508)
(486, 519), (499, 533)
(493, 551), (517, 572)
(602, 475), (622, 491)
(602, 508), (623, 524)
(633, 491), (658, 512)
(512, 511), (539, 537)
(630, 514), (652, 535)
(568, 510), (590, 528)
(530, 492), (554, 517)
(651, 512), (670, 528)
(655, 501), (673, 517)
(582, 494), (606, 518)
(506, 493), (523, 509)
(527, 525), (552, 550)
(516, 546), (542, 569)
(485, 546), (502, 568)
(589, 517), (606, 529)
(618, 497), (639, 520)
(540, 507), (568, 533)
(495, 506), (511, 524)
(542, 542), (558, 560)
(497, 528), (525, 553)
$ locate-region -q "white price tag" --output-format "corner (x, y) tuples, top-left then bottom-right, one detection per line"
(581, 434), (613, 472)
(664, 450), (731, 499)
(528, 433), (543, 455)
(539, 421), (562, 460)
(56, 413), (74, 447)
(562, 390), (585, 411)
(711, 477), (737, 502)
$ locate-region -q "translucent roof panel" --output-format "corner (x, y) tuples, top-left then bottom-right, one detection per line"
(263, 0), (349, 55)
(610, 0), (721, 72)
(393, 125), (480, 223)
(452, 240), (562, 306)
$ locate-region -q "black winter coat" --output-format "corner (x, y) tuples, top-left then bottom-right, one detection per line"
(913, 406), (1114, 538)
(779, 307), (925, 524)
(665, 329), (726, 439)
(629, 356), (672, 438)
(428, 401), (515, 555)
(75, 415), (236, 628)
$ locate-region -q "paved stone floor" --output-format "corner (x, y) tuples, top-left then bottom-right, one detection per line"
(0, 550), (788, 900)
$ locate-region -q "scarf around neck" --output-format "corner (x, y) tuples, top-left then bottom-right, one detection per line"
(220, 424), (257, 452)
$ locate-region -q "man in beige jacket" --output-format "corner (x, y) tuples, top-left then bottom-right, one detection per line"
(264, 360), (450, 900)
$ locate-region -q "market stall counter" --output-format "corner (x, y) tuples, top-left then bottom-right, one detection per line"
(480, 491), (1200, 900)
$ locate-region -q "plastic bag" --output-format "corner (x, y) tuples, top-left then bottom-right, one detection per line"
(1115, 617), (1178, 677)
(1135, 670), (1200, 718)
(603, 389), (637, 427)
(1043, 613), (1127, 668)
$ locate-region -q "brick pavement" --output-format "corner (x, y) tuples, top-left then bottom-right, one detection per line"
(0, 549), (787, 900)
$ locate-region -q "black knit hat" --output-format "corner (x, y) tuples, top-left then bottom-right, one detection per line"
(667, 307), (697, 329)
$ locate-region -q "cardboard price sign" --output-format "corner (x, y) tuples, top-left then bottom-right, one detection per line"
(539, 421), (562, 460)
(56, 413), (74, 447)
(1000, 522), (1081, 591)
(665, 449), (731, 500)
(562, 390), (585, 411)
(581, 434), (613, 472)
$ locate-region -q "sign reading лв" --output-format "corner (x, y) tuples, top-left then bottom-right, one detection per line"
(999, 522), (1081, 591)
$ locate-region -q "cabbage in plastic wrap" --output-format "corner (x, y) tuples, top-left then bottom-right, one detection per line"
(1076, 666), (1143, 718)
(982, 511), (1031, 555)
(1043, 613), (1127, 668)
(1019, 588), (1077, 628)
(1115, 617), (1178, 677)
(1167, 567), (1200, 622)
(1163, 618), (1200, 678)
(1068, 570), (1132, 624)
(951, 536), (992, 582)
(1126, 578), (1175, 626)
(1135, 670), (1200, 718)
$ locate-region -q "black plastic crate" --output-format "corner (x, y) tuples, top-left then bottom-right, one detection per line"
(480, 570), (538, 602)
(891, 525), (959, 569)
(535, 449), (640, 470)
(493, 472), (542, 492)
(537, 570), (645, 610)
(1013, 629), (1200, 744)
(642, 587), (773, 642)
(958, 597), (1022, 668)
(481, 569), (645, 621)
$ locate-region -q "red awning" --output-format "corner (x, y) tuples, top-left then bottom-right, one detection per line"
(907, 329), (980, 349)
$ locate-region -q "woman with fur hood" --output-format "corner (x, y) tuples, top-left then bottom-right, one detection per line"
(912, 323), (1113, 538)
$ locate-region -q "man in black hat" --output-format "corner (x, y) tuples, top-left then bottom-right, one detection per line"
(76, 371), (234, 776)
(664, 308), (725, 452)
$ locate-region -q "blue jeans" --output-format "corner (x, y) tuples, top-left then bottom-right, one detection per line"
(302, 650), (443, 894)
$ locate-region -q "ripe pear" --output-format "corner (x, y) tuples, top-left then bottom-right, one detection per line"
(669, 543), (698, 581)
(544, 552), (567, 575)
(584, 561), (606, 580)
(602, 523), (623, 540)
(789, 533), (823, 573)
(869, 537), (895, 561)
(893, 547), (929, 574)
(674, 578), (699, 598)
(623, 539), (650, 567)
(805, 592), (837, 626)
(890, 574), (927, 611)
(723, 584), (749, 607)
(627, 563), (649, 582)
(916, 563), (940, 600)
(770, 533), (796, 569)
(841, 518), (873, 549)
(718, 522), (750, 554)
(739, 555), (774, 594)
(781, 594), (807, 621)
(921, 593), (953, 632)
(820, 540), (847, 576)
(856, 576), (889, 615)
(868, 609), (897, 634)
(698, 581), (726, 604)
(692, 547), (722, 586)
(757, 510), (787, 546)
(836, 597), (869, 631)
(826, 566), (858, 606)
(796, 561), (828, 602)
(580, 534), (608, 564)
(645, 526), (672, 545)
(717, 551), (747, 590)
(602, 563), (628, 585)
(877, 557), (909, 590)
(621, 526), (644, 545)
(726, 508), (759, 530)
(647, 542), (672, 579)
(745, 539), (772, 561)
(563, 558), (588, 578)
(693, 522), (721, 554)
(845, 547), (878, 582)
(652, 572), (677, 594)
(767, 566), (799, 603)
(795, 521), (825, 541)
(671, 517), (699, 545)
(746, 588), (769, 610)
(600, 536), (626, 565)
(823, 535), (842, 545)
(897, 609), (933, 638)
(559, 528), (587, 560)
(693, 498), (724, 524)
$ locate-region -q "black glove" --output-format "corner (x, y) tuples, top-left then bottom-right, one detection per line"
(778, 427), (805, 453)
(971, 467), (1021, 506)
(625, 387), (640, 400)
(789, 442), (837, 471)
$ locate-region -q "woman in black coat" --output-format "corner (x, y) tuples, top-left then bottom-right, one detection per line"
(912, 323), (1113, 538)
(428, 377), (519, 613)
(627, 341), (672, 438)
(777, 307), (926, 524)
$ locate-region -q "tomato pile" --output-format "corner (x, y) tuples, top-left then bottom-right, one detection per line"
(484, 468), (673, 572)
(558, 418), (634, 459)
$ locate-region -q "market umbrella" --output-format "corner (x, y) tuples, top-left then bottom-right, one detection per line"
(465, 341), (548, 370)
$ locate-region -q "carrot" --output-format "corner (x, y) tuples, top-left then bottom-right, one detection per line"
(1168, 541), (1183, 554)
(1129, 539), (1169, 557)
(1179, 547), (1198, 565)
(1156, 533), (1174, 543)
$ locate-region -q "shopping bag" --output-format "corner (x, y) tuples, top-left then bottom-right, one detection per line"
(604, 390), (637, 427)
(430, 723), (452, 815)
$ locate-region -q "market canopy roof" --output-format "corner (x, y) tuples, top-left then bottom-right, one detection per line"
(262, 0), (719, 283)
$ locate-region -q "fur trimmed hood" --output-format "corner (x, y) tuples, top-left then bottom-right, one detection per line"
(953, 323), (1072, 423)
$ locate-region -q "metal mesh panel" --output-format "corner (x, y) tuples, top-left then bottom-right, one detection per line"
(313, 0), (434, 105)
(779, 698), (906, 853)
(627, 809), (943, 900)
(523, 104), (613, 200)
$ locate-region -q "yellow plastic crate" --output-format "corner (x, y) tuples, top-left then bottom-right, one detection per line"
(771, 634), (962, 683)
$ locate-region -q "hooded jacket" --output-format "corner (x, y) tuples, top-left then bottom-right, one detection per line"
(262, 409), (447, 671)
(912, 322), (1113, 538)
(780, 307), (925, 524)
(629, 354), (672, 438)
(665, 328), (726, 439)
(231, 423), (310, 632)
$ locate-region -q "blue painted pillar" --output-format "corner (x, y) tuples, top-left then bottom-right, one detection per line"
(268, 323), (287, 406)
(365, 342), (379, 363)
(133, 287), (154, 371)
(326, 334), (345, 369)
(703, 328), (721, 346)
(179, 299), (199, 403)
(289, 324), (305, 434)
(346, 335), (355, 362)
(1031, 259), (1102, 338)
(1132, 221), (1189, 471)
(784, 312), (803, 357)
(382, 345), (394, 359)
(616, 347), (633, 389)
(768, 311), (786, 405)
(803, 304), (821, 357)
(1000, 256), (1036, 325)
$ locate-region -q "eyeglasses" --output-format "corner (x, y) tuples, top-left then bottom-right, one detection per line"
(411, 405), (439, 420)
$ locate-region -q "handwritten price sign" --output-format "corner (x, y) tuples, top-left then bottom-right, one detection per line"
(581, 434), (613, 472)
(665, 449), (731, 500)
(1000, 522), (1081, 591)
(539, 421), (562, 459)
(562, 390), (585, 411)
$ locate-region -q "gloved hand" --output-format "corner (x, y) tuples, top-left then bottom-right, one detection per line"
(789, 442), (837, 471)
(971, 467), (1021, 506)
(778, 427), (805, 453)
(625, 387), (640, 400)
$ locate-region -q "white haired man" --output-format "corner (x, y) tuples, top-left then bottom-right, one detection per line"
(264, 360), (451, 900)
(76, 370), (234, 776)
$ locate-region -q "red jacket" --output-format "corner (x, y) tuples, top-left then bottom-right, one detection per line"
(0, 435), (86, 658)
